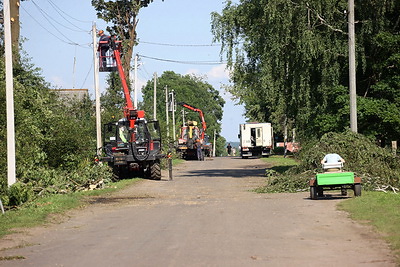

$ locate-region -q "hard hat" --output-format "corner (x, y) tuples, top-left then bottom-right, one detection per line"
(98, 30), (104, 35)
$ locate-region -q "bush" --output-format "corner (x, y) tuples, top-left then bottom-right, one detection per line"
(260, 131), (400, 193)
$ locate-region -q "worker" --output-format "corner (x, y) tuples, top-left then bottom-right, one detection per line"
(98, 30), (110, 68)
(196, 139), (203, 161)
(226, 143), (232, 156)
(321, 153), (345, 172)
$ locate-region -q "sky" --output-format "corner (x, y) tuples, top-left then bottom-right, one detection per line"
(19, 0), (245, 142)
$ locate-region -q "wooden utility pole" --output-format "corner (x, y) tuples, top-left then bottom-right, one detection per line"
(348, 0), (358, 132)
(4, 0), (16, 186)
(92, 22), (102, 155)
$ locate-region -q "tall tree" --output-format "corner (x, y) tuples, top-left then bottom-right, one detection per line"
(141, 71), (226, 154)
(92, 0), (163, 77)
(212, 0), (400, 143)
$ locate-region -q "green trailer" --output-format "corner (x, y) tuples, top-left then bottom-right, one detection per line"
(309, 171), (362, 200)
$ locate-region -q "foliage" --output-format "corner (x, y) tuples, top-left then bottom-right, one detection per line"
(141, 71), (226, 155)
(91, 0), (163, 76)
(257, 131), (400, 193)
(0, 52), (113, 208)
(212, 0), (400, 143)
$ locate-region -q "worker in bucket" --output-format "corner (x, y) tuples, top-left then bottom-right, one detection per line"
(98, 30), (110, 68)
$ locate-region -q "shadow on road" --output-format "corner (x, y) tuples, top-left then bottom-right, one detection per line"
(182, 168), (266, 178)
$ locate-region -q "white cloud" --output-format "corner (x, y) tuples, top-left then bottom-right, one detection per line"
(207, 64), (230, 80)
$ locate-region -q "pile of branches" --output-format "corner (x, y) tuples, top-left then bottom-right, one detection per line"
(258, 131), (400, 193)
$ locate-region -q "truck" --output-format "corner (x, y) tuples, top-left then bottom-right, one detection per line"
(99, 36), (163, 179)
(238, 122), (273, 159)
(176, 102), (211, 160)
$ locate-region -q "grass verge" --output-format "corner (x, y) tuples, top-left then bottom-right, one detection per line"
(0, 158), (186, 240)
(338, 191), (400, 263)
(0, 178), (140, 239)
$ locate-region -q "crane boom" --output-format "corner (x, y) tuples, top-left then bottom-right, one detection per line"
(177, 102), (207, 139)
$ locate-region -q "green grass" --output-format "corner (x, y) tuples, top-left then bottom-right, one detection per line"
(261, 155), (299, 174)
(0, 178), (140, 239)
(338, 191), (400, 263)
(0, 158), (187, 239)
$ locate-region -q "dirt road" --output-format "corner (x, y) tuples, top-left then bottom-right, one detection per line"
(0, 157), (396, 266)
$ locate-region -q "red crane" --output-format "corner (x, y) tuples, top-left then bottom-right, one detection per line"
(98, 36), (163, 179)
(177, 102), (207, 140)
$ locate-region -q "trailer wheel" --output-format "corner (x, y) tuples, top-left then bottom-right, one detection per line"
(354, 184), (361, 197)
(341, 188), (347, 196)
(150, 162), (161, 180)
(310, 186), (318, 200)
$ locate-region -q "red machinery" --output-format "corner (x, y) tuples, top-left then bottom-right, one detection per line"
(177, 102), (211, 160)
(100, 36), (163, 179)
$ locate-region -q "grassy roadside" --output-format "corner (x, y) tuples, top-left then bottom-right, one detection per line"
(0, 158), (185, 239)
(338, 191), (400, 263)
(262, 155), (400, 263)
(0, 178), (140, 239)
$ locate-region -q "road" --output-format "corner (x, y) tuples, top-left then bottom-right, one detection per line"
(0, 157), (396, 266)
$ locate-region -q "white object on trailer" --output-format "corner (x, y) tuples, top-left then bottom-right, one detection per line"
(238, 122), (274, 158)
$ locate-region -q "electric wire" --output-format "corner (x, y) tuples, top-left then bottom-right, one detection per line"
(22, 4), (91, 48)
(47, 0), (93, 24)
(21, 6), (79, 46)
(80, 63), (93, 89)
(138, 40), (222, 47)
(46, 0), (91, 32)
(29, 1), (79, 45)
(31, 0), (87, 44)
(138, 54), (227, 65)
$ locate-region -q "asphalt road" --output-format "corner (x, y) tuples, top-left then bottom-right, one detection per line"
(0, 157), (396, 266)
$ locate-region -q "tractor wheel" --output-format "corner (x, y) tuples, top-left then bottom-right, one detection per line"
(310, 186), (318, 200)
(354, 184), (361, 197)
(150, 162), (161, 180)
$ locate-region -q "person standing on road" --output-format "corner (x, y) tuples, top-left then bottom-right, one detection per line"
(227, 143), (232, 156)
(196, 139), (203, 161)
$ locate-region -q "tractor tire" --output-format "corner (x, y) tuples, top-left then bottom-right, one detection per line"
(150, 162), (161, 180)
(354, 184), (361, 197)
(310, 186), (318, 200)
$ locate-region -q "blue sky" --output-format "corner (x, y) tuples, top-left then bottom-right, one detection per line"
(20, 0), (245, 142)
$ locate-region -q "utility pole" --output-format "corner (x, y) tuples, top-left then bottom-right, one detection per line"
(348, 0), (358, 132)
(92, 22), (102, 155)
(213, 129), (216, 157)
(165, 86), (170, 139)
(4, 0), (16, 186)
(170, 90), (176, 142)
(134, 54), (138, 108)
(10, 0), (20, 62)
(153, 72), (157, 120)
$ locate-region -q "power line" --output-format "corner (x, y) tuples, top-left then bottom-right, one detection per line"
(139, 54), (227, 65)
(46, 0), (91, 32)
(138, 40), (222, 47)
(30, 0), (80, 45)
(47, 0), (93, 24)
(80, 63), (93, 89)
(21, 5), (91, 48)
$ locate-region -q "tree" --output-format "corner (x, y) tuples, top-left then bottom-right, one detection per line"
(141, 71), (226, 155)
(92, 0), (164, 77)
(212, 0), (400, 143)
